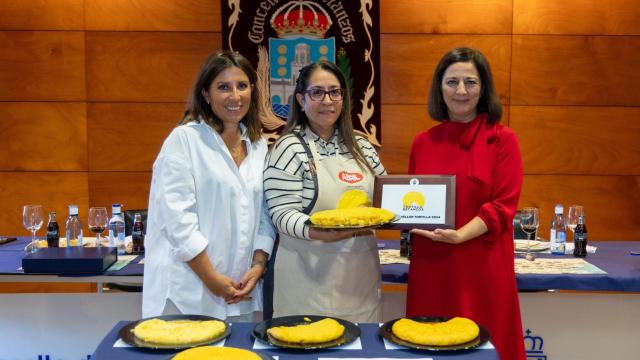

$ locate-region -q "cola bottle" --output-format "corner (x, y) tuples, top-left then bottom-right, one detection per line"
(132, 213), (145, 254)
(573, 215), (587, 257)
(46, 211), (60, 248)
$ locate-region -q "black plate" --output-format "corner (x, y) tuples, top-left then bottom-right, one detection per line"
(166, 347), (273, 360)
(379, 316), (491, 351)
(252, 315), (360, 349)
(306, 216), (399, 231)
(118, 314), (231, 350)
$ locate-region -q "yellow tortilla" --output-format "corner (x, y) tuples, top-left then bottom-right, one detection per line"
(391, 317), (479, 346)
(172, 346), (261, 360)
(133, 318), (225, 346)
(267, 318), (345, 344)
(310, 207), (395, 227)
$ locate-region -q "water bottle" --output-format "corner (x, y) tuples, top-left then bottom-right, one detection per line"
(65, 205), (83, 247)
(108, 204), (126, 255)
(550, 204), (566, 255)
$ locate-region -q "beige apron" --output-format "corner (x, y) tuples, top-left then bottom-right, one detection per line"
(273, 138), (381, 323)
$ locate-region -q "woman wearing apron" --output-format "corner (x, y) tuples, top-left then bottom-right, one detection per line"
(264, 61), (386, 323)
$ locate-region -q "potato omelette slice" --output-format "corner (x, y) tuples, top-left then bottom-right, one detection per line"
(133, 318), (226, 346)
(391, 317), (479, 346)
(172, 346), (261, 360)
(336, 189), (371, 209)
(266, 318), (345, 344)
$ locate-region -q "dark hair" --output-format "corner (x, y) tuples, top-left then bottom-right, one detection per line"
(282, 60), (374, 174)
(428, 47), (502, 123)
(181, 50), (262, 142)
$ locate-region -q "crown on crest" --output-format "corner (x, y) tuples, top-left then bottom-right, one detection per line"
(270, 0), (332, 38)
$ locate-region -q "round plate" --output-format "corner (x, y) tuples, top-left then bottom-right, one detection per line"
(379, 316), (490, 351)
(252, 315), (360, 349)
(118, 314), (231, 350)
(306, 216), (399, 231)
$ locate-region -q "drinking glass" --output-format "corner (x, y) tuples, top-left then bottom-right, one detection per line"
(22, 205), (43, 253)
(567, 205), (585, 238)
(88, 207), (108, 247)
(520, 207), (539, 261)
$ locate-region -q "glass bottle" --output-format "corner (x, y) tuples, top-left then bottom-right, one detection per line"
(132, 212), (145, 254)
(573, 215), (587, 257)
(550, 204), (566, 255)
(46, 211), (60, 248)
(400, 230), (412, 258)
(65, 205), (83, 247)
(108, 204), (126, 255)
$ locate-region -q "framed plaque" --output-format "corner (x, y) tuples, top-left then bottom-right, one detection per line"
(373, 175), (456, 230)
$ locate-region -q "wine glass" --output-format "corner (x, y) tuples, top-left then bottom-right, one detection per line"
(567, 205), (585, 239)
(520, 207), (539, 261)
(22, 205), (43, 253)
(88, 207), (108, 247)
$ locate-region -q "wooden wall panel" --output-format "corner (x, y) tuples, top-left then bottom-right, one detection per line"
(0, 0), (638, 242)
(520, 175), (640, 241)
(379, 105), (437, 174)
(0, 31), (85, 101)
(0, 102), (87, 171)
(514, 0), (640, 35)
(89, 172), (152, 211)
(0, 173), (89, 235)
(85, 0), (219, 31)
(511, 35), (640, 106)
(86, 32), (221, 102)
(0, 0), (84, 30)
(381, 0), (512, 34)
(88, 103), (184, 171)
(511, 106), (640, 175)
(379, 104), (511, 174)
(380, 35), (511, 105)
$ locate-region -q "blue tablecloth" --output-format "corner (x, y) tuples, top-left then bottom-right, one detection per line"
(2, 236), (639, 292)
(379, 240), (640, 292)
(92, 321), (498, 360)
(0, 236), (144, 276)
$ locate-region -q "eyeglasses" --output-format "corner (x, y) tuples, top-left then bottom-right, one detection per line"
(303, 88), (344, 101)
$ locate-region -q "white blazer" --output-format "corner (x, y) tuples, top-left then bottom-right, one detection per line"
(142, 121), (275, 319)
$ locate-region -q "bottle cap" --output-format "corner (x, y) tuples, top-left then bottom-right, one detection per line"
(554, 204), (564, 214)
(111, 203), (122, 213)
(68, 205), (78, 215)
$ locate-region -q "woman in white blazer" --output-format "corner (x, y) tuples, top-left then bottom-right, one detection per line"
(142, 51), (275, 322)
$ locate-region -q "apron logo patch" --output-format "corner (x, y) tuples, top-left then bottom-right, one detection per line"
(338, 171), (364, 184)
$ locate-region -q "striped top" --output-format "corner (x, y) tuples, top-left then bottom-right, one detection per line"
(264, 126), (386, 239)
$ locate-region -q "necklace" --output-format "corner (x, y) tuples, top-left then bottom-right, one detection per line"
(221, 128), (245, 166)
(226, 139), (246, 166)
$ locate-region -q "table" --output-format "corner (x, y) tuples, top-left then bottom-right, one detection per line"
(0, 236), (144, 359)
(92, 321), (499, 360)
(0, 236), (144, 283)
(379, 240), (640, 291)
(378, 240), (640, 360)
(2, 238), (639, 359)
